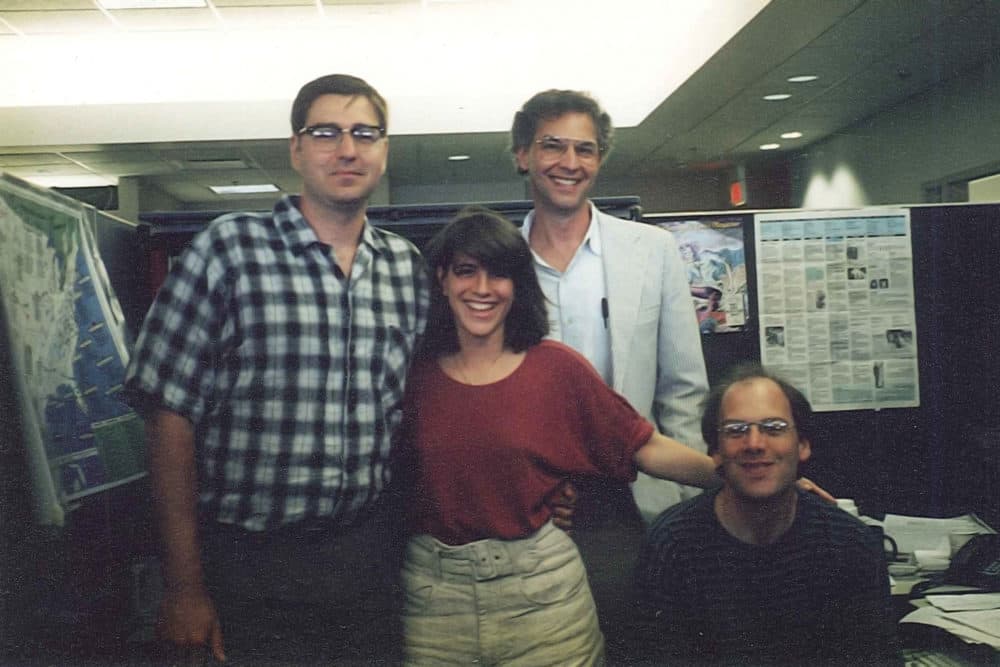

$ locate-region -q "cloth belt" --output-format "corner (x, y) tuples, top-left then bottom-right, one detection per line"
(407, 523), (557, 583)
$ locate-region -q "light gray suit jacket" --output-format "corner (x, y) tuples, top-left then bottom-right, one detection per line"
(593, 205), (710, 523)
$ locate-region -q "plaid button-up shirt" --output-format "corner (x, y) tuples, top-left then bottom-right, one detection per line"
(125, 195), (429, 530)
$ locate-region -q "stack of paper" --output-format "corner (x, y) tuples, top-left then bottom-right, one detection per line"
(900, 593), (1000, 649)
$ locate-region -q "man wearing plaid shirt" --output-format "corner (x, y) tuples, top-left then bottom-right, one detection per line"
(125, 74), (428, 664)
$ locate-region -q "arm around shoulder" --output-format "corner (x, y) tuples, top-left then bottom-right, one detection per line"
(633, 431), (719, 490)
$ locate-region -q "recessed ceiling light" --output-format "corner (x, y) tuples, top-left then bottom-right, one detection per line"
(763, 94), (791, 101)
(787, 75), (818, 83)
(780, 131), (803, 139)
(447, 155), (471, 161)
(25, 174), (118, 188)
(97, 0), (206, 7)
(759, 143), (781, 151)
(209, 184), (279, 195)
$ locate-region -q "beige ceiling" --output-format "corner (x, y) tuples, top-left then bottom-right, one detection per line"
(0, 0), (998, 210)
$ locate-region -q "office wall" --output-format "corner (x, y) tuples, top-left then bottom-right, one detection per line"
(790, 58), (1000, 208)
(599, 169), (728, 213)
(391, 179), (524, 206)
(386, 162), (731, 212)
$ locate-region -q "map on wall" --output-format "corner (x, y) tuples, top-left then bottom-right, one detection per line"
(0, 174), (144, 525)
(754, 208), (919, 412)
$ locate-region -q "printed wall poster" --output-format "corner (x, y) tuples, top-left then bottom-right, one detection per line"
(754, 209), (919, 412)
(0, 174), (144, 525)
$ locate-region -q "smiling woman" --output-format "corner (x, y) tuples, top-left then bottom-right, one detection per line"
(392, 206), (721, 665)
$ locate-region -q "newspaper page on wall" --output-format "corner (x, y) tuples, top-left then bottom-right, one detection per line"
(754, 209), (919, 412)
(656, 217), (748, 333)
(0, 174), (145, 526)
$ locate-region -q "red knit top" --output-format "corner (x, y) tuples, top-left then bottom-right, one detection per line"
(397, 340), (654, 545)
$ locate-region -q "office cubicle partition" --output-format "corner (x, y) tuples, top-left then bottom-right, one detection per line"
(647, 204), (1000, 524)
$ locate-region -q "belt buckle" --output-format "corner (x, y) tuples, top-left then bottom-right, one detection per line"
(470, 543), (497, 581)
(470, 542), (519, 581)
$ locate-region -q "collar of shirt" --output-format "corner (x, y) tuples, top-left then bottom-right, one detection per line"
(273, 194), (386, 257)
(522, 202), (612, 383)
(520, 201), (603, 269)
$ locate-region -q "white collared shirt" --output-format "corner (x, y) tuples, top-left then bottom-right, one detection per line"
(522, 206), (612, 384)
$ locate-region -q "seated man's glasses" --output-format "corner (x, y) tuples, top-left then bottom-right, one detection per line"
(535, 135), (603, 162)
(297, 124), (386, 148)
(718, 418), (793, 439)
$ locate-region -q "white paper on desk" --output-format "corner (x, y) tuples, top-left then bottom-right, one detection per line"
(900, 606), (1000, 649)
(914, 539), (951, 572)
(946, 609), (1000, 641)
(928, 593), (1000, 612)
(883, 514), (995, 554)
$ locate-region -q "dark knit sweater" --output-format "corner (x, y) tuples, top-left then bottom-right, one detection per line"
(635, 489), (900, 665)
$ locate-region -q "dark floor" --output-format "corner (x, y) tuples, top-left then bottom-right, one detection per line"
(5, 483), (988, 666)
(1, 482), (653, 666)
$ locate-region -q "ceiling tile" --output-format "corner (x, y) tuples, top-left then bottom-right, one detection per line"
(811, 0), (981, 57)
(321, 0), (417, 5)
(213, 0), (315, 5)
(0, 153), (77, 167)
(763, 46), (876, 89)
(0, 1), (95, 8)
(4, 162), (95, 177)
(107, 6), (219, 30)
(215, 4), (321, 27)
(60, 149), (165, 165)
(83, 160), (176, 176)
(0, 9), (115, 33)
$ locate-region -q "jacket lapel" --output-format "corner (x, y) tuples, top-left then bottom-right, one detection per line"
(598, 210), (646, 393)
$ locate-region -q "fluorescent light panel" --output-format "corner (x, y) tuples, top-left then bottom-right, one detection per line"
(209, 184), (279, 195)
(24, 174), (118, 188)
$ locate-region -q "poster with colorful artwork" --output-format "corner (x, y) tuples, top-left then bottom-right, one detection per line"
(657, 217), (748, 333)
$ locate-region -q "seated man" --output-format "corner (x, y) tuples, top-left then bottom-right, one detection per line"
(634, 363), (899, 665)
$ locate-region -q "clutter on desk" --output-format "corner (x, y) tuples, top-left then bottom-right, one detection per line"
(900, 600), (1000, 650)
(876, 513), (996, 575)
(888, 517), (1000, 650)
(927, 593), (1000, 612)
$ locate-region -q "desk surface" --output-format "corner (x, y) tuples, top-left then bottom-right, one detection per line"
(894, 575), (927, 596)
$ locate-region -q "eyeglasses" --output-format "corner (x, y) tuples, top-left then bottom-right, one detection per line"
(534, 135), (603, 162)
(297, 123), (386, 148)
(718, 418), (793, 439)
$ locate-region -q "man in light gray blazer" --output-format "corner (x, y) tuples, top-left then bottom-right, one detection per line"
(511, 89), (709, 523)
(510, 89), (709, 659)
